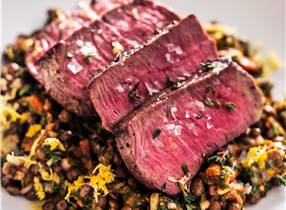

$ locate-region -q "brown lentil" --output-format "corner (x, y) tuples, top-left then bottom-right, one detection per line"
(190, 177), (205, 196)
(56, 200), (68, 210)
(208, 201), (222, 210)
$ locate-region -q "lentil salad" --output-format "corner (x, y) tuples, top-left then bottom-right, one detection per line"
(1, 10), (286, 210)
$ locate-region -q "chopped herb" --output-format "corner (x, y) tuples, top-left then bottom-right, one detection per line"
(201, 61), (216, 71)
(161, 183), (167, 191)
(250, 186), (259, 196)
(181, 164), (189, 175)
(225, 102), (237, 110)
(179, 184), (198, 210)
(133, 200), (143, 208)
(196, 114), (204, 119)
(84, 52), (95, 63)
(128, 82), (141, 101)
(186, 204), (193, 210)
(203, 98), (219, 108)
(274, 174), (286, 186)
(18, 85), (31, 96)
(207, 151), (230, 165)
(152, 128), (161, 139)
(91, 0), (97, 4)
(166, 76), (181, 90)
(42, 145), (63, 164)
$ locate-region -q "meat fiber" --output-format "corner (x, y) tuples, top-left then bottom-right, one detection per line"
(114, 58), (264, 195)
(37, 0), (179, 116)
(89, 15), (218, 130)
(26, 0), (127, 82)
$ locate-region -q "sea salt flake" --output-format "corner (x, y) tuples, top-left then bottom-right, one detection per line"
(67, 59), (83, 74)
(117, 20), (129, 31)
(166, 43), (183, 55)
(173, 125), (182, 136)
(165, 124), (176, 130)
(165, 53), (172, 63)
(145, 82), (159, 96)
(80, 42), (97, 56)
(206, 115), (212, 121)
(170, 106), (177, 119)
(185, 111), (191, 119)
(76, 40), (84, 47)
(187, 123), (195, 130)
(115, 84), (125, 93)
(206, 122), (213, 129)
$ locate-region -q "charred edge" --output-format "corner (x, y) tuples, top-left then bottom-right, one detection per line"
(133, 0), (154, 6)
(37, 42), (64, 68)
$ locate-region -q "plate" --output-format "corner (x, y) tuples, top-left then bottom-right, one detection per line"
(1, 0), (285, 209)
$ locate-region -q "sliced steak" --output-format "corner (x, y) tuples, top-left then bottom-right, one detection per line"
(37, 0), (179, 116)
(89, 15), (218, 130)
(115, 59), (264, 195)
(26, 0), (126, 83)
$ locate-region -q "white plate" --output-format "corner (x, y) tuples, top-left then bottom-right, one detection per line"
(1, 0), (286, 209)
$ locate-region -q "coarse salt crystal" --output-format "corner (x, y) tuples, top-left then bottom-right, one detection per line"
(67, 59), (83, 74)
(76, 40), (84, 47)
(80, 42), (97, 56)
(115, 84), (125, 93)
(173, 125), (182, 136)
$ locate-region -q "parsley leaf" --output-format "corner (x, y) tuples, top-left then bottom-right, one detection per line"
(201, 61), (217, 71)
(274, 174), (286, 186)
(166, 76), (181, 90)
(152, 128), (161, 139)
(128, 82), (141, 102)
(181, 164), (189, 175)
(225, 102), (237, 110)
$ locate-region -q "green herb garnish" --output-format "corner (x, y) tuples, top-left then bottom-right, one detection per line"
(201, 61), (216, 71)
(128, 82), (141, 101)
(181, 164), (189, 175)
(84, 52), (95, 63)
(152, 128), (161, 139)
(179, 183), (198, 210)
(203, 98), (219, 108)
(207, 151), (230, 165)
(225, 102), (237, 110)
(42, 146), (62, 164)
(161, 183), (167, 191)
(166, 76), (181, 90)
(18, 85), (31, 96)
(274, 174), (286, 186)
(196, 114), (204, 119)
(250, 186), (259, 196)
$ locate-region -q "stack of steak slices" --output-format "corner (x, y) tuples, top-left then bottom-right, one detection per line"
(36, 0), (180, 116)
(29, 0), (264, 196)
(87, 14), (263, 194)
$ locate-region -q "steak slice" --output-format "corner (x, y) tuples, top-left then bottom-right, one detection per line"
(90, 0), (132, 14)
(37, 0), (179, 116)
(114, 59), (264, 195)
(89, 15), (218, 131)
(26, 0), (127, 83)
